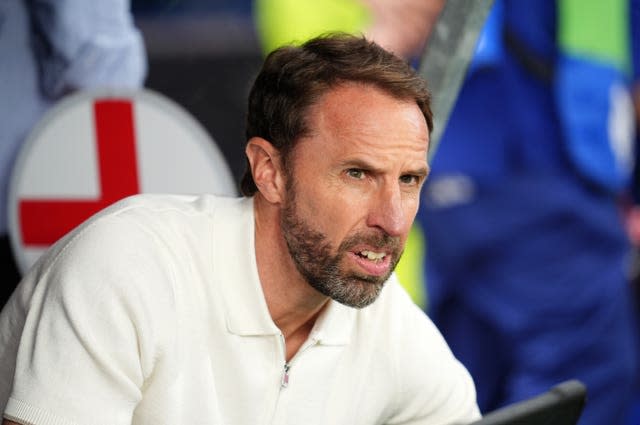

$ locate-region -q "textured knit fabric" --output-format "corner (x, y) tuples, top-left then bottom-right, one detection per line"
(0, 194), (479, 425)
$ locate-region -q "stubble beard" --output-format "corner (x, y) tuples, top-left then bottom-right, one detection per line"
(280, 186), (402, 309)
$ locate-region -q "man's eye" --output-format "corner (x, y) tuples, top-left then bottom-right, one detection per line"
(347, 169), (365, 179)
(400, 175), (420, 185)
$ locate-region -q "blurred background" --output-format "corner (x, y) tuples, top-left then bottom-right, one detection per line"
(133, 0), (259, 182)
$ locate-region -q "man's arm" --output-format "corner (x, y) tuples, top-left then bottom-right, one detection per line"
(28, 0), (146, 99)
(3, 419), (20, 425)
(363, 0), (445, 58)
(2, 213), (176, 425)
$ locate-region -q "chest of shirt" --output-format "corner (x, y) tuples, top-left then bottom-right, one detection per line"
(132, 326), (397, 425)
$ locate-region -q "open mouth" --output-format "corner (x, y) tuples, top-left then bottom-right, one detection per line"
(350, 249), (392, 277)
(356, 250), (386, 262)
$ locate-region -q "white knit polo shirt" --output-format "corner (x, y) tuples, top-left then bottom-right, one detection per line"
(0, 194), (479, 425)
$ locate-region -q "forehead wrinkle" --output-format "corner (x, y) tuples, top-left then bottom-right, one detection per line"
(292, 84), (429, 165)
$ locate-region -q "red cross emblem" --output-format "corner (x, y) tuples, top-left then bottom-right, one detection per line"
(19, 100), (140, 246)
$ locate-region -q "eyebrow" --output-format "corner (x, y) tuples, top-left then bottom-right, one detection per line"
(409, 165), (431, 177)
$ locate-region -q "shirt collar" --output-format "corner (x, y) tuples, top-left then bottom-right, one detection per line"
(213, 196), (354, 345)
(214, 196), (279, 336)
(309, 299), (354, 345)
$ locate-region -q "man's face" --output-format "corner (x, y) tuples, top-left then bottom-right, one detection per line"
(280, 83), (429, 308)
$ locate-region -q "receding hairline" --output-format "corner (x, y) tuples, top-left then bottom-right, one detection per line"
(299, 79), (429, 134)
(241, 33), (433, 196)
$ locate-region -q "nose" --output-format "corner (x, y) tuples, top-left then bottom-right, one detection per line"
(366, 183), (407, 238)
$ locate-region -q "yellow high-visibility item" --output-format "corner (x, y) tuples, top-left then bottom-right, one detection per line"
(254, 0), (371, 54)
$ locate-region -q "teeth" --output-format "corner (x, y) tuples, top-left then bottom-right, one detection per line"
(360, 250), (386, 261)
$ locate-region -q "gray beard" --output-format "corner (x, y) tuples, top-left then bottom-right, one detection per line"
(280, 192), (401, 309)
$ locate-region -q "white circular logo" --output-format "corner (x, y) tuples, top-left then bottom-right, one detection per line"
(9, 89), (237, 274)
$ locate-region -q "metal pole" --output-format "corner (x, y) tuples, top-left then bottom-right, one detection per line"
(419, 0), (494, 159)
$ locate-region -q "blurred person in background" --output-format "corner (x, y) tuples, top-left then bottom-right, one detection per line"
(0, 0), (146, 306)
(417, 1), (640, 424)
(254, 0), (443, 62)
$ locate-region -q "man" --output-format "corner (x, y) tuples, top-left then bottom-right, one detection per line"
(0, 34), (479, 425)
(418, 1), (639, 424)
(254, 0), (444, 60)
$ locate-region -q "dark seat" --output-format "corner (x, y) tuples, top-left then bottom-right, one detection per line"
(469, 380), (587, 425)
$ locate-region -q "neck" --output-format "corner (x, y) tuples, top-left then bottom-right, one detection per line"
(253, 195), (329, 359)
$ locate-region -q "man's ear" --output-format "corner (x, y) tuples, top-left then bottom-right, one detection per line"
(245, 137), (286, 204)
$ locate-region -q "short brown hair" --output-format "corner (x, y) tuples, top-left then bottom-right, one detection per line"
(241, 33), (432, 196)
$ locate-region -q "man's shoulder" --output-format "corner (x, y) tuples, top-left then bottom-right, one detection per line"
(100, 193), (243, 219)
(75, 193), (247, 235)
(25, 194), (248, 284)
(360, 277), (481, 422)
